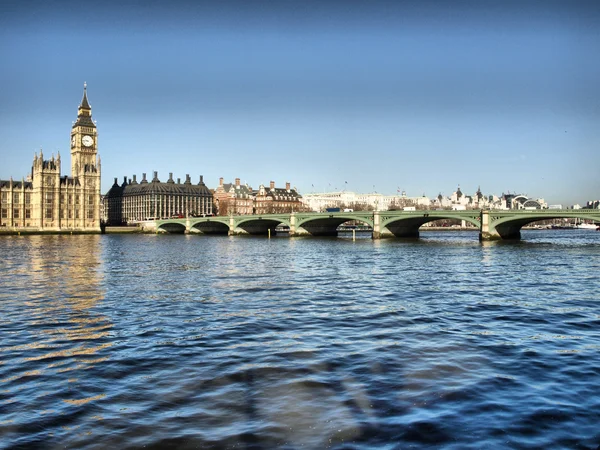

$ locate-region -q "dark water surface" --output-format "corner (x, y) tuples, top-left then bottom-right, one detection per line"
(1, 231), (599, 449)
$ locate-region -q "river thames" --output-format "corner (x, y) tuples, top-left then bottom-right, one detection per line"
(1, 231), (599, 449)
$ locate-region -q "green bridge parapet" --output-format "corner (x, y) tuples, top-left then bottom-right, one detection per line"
(153, 209), (600, 241)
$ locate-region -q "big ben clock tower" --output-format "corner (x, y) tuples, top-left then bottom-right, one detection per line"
(69, 82), (101, 230)
(70, 82), (98, 177)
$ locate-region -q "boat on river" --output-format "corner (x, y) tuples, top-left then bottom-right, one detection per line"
(575, 222), (598, 230)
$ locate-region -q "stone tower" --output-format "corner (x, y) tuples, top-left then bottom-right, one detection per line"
(70, 82), (99, 178)
(31, 150), (62, 226)
(69, 83), (101, 228)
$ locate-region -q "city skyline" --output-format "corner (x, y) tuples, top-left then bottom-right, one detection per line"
(1, 1), (599, 206)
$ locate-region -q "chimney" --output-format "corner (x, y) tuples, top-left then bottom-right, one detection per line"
(185, 174), (191, 184)
(177, 178), (181, 184)
(235, 178), (240, 187)
(167, 172), (174, 184)
(123, 176), (127, 184)
(153, 171), (158, 182)
(113, 177), (118, 185)
(219, 177), (224, 186)
(286, 182), (290, 191)
(142, 173), (147, 183)
(270, 181), (275, 189)
(132, 174), (137, 183)
(199, 175), (204, 185)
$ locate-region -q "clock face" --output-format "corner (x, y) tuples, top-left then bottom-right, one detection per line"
(82, 135), (93, 147)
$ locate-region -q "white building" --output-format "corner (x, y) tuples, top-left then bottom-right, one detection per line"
(302, 186), (550, 212)
(301, 191), (430, 212)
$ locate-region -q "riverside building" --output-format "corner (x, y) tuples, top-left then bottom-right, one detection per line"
(0, 84), (101, 232)
(302, 190), (430, 212)
(103, 172), (213, 225)
(213, 177), (254, 215)
(254, 181), (303, 214)
(213, 178), (303, 215)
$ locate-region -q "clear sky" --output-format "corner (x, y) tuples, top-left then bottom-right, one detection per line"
(1, 0), (598, 206)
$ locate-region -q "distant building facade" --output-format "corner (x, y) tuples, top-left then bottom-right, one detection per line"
(0, 84), (101, 232)
(213, 178), (303, 215)
(302, 191), (430, 212)
(302, 186), (551, 212)
(103, 172), (213, 224)
(501, 194), (547, 210)
(213, 178), (254, 215)
(254, 181), (303, 214)
(429, 186), (548, 210)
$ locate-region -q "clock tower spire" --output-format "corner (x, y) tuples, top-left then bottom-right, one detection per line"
(80, 81), (91, 109)
(68, 83), (101, 230)
(71, 82), (98, 178)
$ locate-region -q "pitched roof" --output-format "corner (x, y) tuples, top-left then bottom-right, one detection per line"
(120, 179), (212, 196)
(80, 83), (91, 109)
(0, 180), (33, 189)
(73, 83), (96, 129)
(223, 183), (254, 198)
(257, 186), (302, 200)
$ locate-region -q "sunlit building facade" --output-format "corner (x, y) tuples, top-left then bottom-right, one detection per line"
(301, 191), (429, 212)
(213, 177), (254, 216)
(254, 181), (303, 214)
(103, 172), (213, 224)
(0, 84), (101, 231)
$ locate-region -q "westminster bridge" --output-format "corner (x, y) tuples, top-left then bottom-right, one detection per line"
(153, 209), (600, 241)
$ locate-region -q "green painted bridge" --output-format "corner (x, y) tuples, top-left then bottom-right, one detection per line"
(154, 209), (600, 241)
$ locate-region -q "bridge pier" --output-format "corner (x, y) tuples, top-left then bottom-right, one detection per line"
(479, 210), (524, 241)
(293, 227), (317, 236)
(289, 212), (296, 237)
(479, 230), (502, 241)
(479, 210), (500, 241)
(230, 229), (251, 236)
(228, 215), (235, 236)
(373, 211), (381, 239)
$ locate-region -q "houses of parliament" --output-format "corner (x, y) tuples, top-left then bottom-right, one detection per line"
(0, 84), (102, 232)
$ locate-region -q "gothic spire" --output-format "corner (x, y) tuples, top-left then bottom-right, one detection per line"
(80, 82), (91, 109)
(73, 82), (95, 129)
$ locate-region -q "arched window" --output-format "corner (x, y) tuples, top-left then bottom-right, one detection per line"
(523, 200), (541, 209)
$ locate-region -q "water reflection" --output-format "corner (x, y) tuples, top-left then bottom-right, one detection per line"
(24, 235), (109, 334)
(0, 235), (112, 440)
(1, 231), (599, 449)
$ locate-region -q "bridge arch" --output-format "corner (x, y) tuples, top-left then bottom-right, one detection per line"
(379, 211), (480, 238)
(233, 216), (291, 236)
(295, 214), (374, 237)
(156, 221), (187, 234)
(488, 211), (600, 240)
(189, 218), (230, 235)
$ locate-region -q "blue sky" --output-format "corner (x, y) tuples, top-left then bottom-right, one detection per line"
(0, 0), (598, 206)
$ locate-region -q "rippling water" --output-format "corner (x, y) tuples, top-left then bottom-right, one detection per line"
(1, 231), (599, 449)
